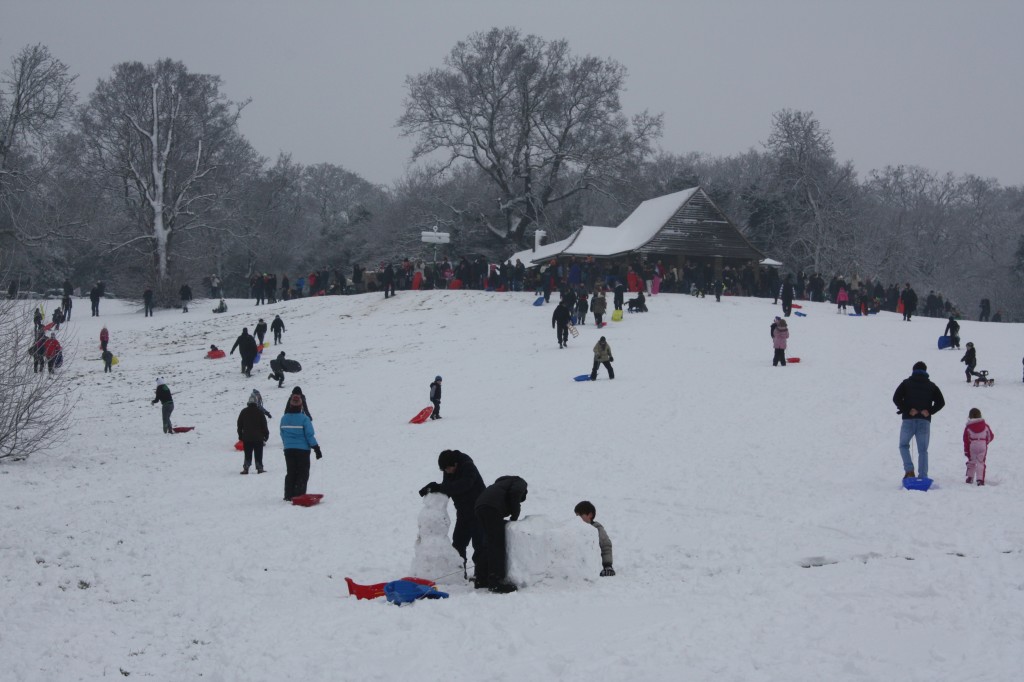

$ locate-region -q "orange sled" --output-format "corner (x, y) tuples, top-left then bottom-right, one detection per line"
(345, 576), (435, 600)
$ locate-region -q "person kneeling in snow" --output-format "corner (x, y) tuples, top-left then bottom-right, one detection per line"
(574, 500), (615, 577)
(474, 475), (528, 594)
(419, 449), (486, 581)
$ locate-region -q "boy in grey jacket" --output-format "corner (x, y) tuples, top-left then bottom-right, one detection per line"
(575, 501), (615, 576)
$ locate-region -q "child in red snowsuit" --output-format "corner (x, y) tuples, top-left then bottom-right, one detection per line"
(963, 407), (994, 485)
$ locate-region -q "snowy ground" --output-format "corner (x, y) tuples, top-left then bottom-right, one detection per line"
(2, 290), (1023, 681)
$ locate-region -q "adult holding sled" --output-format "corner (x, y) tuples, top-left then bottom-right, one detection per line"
(280, 393), (321, 501)
(237, 393), (270, 474)
(270, 315), (285, 345)
(152, 378), (174, 434)
(419, 449), (486, 581)
(552, 300), (571, 349)
(892, 361), (945, 479)
(268, 351), (287, 388)
(590, 337), (615, 380)
(230, 327), (258, 378)
(474, 475), (528, 593)
(944, 316), (961, 350)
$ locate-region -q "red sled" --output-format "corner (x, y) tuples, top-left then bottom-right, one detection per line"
(43, 321), (56, 331)
(234, 440), (244, 450)
(791, 304), (803, 309)
(291, 493), (324, 507)
(173, 426), (195, 433)
(786, 357), (801, 363)
(409, 406), (434, 424)
(345, 576), (435, 600)
(206, 349), (226, 359)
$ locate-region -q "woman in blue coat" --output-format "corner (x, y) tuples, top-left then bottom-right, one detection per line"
(280, 394), (321, 500)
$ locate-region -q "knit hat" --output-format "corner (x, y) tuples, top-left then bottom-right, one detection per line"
(435, 375), (442, 382)
(289, 394), (303, 407)
(247, 394), (258, 406)
(156, 377), (165, 387)
(913, 361), (927, 371)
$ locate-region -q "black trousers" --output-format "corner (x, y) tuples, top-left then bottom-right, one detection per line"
(243, 441), (264, 471)
(144, 302), (153, 317)
(556, 324), (568, 345)
(782, 301), (792, 316)
(452, 509), (486, 578)
(773, 348), (787, 366)
(241, 357), (254, 377)
(590, 359), (614, 380)
(283, 448), (310, 500)
(594, 312), (603, 326)
(273, 330), (282, 344)
(475, 506), (508, 583)
(91, 301), (99, 315)
(430, 399), (441, 418)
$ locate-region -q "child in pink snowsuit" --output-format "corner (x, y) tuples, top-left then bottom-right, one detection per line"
(963, 407), (994, 485)
(836, 287), (849, 313)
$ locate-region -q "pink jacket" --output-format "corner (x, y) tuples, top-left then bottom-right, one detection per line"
(963, 418), (994, 458)
(772, 326), (789, 350)
(837, 288), (849, 303)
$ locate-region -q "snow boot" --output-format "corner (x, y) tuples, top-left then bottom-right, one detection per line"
(903, 470), (915, 479)
(489, 582), (518, 594)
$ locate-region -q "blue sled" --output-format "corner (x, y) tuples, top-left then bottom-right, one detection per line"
(794, 311), (807, 317)
(573, 375), (591, 382)
(937, 335), (952, 350)
(533, 296), (544, 306)
(902, 477), (933, 491)
(384, 580), (449, 605)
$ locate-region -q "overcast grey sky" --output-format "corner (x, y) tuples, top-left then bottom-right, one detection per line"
(3, 0), (1022, 186)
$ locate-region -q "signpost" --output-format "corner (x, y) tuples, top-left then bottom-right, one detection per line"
(421, 225), (450, 263)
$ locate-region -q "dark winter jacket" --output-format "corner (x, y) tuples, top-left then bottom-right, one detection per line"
(438, 451), (485, 515)
(152, 384), (173, 405)
(591, 295), (607, 316)
(552, 303), (571, 327)
(781, 281), (794, 303)
(179, 285), (192, 301)
(237, 404), (270, 443)
(961, 347), (976, 368)
(892, 371), (945, 421)
(475, 475), (528, 520)
(254, 321), (268, 339)
(231, 331), (258, 359)
(430, 380), (442, 403)
(270, 316), (285, 333)
(944, 319), (960, 337)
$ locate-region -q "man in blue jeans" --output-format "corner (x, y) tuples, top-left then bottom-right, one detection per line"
(892, 361), (946, 479)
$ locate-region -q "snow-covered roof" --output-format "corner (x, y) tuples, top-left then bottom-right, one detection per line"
(510, 188), (708, 265)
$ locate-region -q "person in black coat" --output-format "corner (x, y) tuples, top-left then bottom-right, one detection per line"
(474, 475), (528, 593)
(179, 283), (192, 313)
(381, 263), (396, 299)
(892, 361), (945, 479)
(780, 275), (795, 317)
(270, 315), (285, 344)
(254, 318), (268, 346)
(943, 316), (960, 349)
(429, 375), (442, 419)
(230, 327), (258, 377)
(237, 395), (270, 474)
(901, 284), (918, 321)
(961, 342), (978, 383)
(552, 301), (571, 349)
(420, 449), (486, 580)
(268, 351), (287, 388)
(90, 284), (101, 316)
(143, 287), (154, 317)
(613, 280), (626, 311)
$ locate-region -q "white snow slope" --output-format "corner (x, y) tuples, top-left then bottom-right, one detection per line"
(2, 291), (1023, 681)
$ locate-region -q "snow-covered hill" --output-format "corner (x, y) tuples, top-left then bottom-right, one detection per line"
(2, 290), (1023, 680)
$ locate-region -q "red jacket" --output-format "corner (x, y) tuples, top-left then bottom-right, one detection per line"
(100, 328), (109, 343)
(43, 338), (62, 359)
(963, 418), (994, 458)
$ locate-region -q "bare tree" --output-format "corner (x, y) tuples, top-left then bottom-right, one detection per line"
(0, 44), (78, 253)
(79, 59), (249, 291)
(0, 296), (75, 460)
(399, 27), (662, 247)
